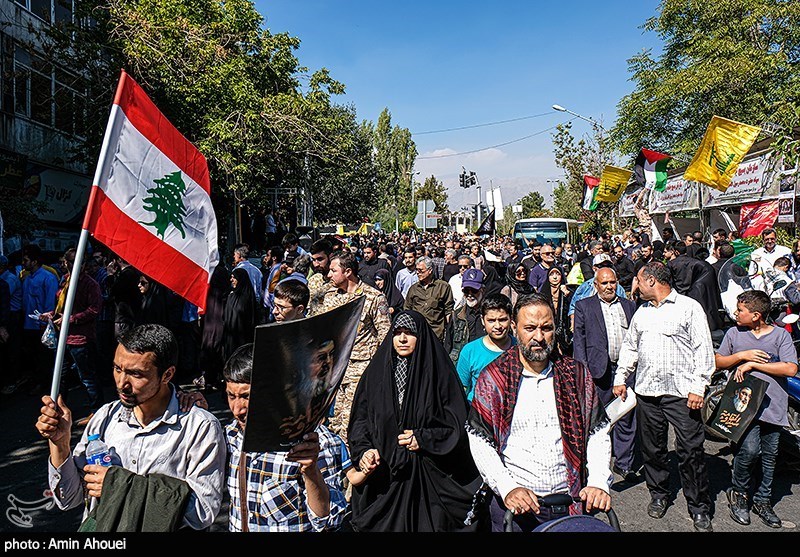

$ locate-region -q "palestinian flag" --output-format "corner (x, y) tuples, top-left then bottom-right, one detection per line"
(82, 70), (219, 311)
(634, 148), (671, 192)
(582, 175), (600, 211)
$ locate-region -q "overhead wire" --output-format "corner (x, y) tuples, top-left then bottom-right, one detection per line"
(412, 111), (555, 135)
(416, 118), (577, 159)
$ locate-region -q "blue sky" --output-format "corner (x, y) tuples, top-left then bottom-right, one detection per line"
(254, 0), (663, 209)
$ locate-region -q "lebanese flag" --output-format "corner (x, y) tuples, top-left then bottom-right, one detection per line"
(582, 175), (599, 211)
(83, 70), (219, 311)
(634, 148), (671, 192)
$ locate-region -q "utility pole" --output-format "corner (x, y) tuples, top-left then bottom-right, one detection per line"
(474, 173), (482, 224)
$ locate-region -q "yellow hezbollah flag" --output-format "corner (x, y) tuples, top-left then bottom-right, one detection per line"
(683, 116), (761, 192)
(595, 165), (632, 202)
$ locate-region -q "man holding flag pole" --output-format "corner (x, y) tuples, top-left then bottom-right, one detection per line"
(35, 70), (226, 531)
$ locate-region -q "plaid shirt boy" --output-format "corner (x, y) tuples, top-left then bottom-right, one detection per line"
(226, 423), (348, 532)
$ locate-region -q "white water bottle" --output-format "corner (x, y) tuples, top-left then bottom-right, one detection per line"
(85, 434), (112, 467)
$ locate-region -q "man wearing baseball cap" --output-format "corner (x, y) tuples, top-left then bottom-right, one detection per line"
(444, 268), (486, 364)
(568, 254), (627, 330)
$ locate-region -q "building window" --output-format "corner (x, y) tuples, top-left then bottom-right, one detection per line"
(54, 68), (85, 136)
(14, 0), (73, 25)
(12, 43), (86, 137)
(29, 0), (52, 24)
(13, 47), (30, 116)
(1, 34), (13, 113)
(54, 0), (73, 25)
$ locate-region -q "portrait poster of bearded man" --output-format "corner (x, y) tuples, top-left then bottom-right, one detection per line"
(244, 297), (365, 452)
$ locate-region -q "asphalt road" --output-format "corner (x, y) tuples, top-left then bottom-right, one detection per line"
(2, 379), (800, 535)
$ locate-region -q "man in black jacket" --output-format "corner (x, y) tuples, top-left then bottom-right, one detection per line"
(612, 245), (635, 294)
(357, 243), (389, 289)
(666, 241), (724, 332)
(444, 269), (485, 363)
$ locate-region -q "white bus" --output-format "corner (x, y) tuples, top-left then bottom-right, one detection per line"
(512, 218), (584, 247)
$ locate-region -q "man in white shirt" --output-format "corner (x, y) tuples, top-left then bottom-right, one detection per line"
(394, 247), (419, 298)
(35, 324), (227, 530)
(448, 254), (473, 308)
(613, 261), (714, 532)
(750, 228), (792, 292)
(466, 293), (612, 531)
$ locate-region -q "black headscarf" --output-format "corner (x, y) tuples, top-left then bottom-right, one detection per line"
(348, 310), (484, 532)
(507, 263), (534, 296)
(374, 268), (404, 313)
(223, 267), (257, 361)
(138, 277), (169, 327)
(199, 263), (230, 384)
(481, 263), (504, 298)
(539, 266), (572, 352)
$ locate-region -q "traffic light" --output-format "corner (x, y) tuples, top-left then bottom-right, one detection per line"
(459, 172), (467, 188)
(469, 171), (477, 186)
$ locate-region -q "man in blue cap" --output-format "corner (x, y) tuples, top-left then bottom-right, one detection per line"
(445, 268), (486, 364)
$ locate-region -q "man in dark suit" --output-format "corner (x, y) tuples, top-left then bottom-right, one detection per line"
(573, 267), (639, 480)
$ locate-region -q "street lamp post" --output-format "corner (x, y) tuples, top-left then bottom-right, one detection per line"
(409, 170), (421, 211)
(545, 178), (560, 209)
(553, 103), (612, 227)
(552, 104), (606, 131)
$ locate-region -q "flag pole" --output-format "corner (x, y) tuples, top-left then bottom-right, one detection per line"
(49, 72), (127, 401)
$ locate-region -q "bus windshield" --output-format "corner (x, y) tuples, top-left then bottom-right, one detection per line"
(514, 221), (568, 245)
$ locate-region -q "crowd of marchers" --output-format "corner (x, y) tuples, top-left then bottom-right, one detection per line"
(6, 221), (800, 531)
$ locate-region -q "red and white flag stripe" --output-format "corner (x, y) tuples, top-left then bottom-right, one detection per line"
(84, 71), (218, 311)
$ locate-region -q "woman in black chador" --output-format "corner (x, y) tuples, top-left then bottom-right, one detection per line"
(222, 267), (257, 362)
(348, 310), (486, 532)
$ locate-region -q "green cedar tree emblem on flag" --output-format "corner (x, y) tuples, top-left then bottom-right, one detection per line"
(139, 171), (188, 239)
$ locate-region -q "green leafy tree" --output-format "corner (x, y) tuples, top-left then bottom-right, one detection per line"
(41, 0), (401, 237)
(497, 205), (516, 235)
(371, 108), (417, 221)
(519, 191), (550, 218)
(140, 171), (188, 239)
(551, 123), (616, 233)
(2, 197), (45, 239)
(414, 175), (449, 214)
(612, 0), (800, 162)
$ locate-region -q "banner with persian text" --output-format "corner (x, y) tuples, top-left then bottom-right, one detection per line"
(701, 154), (778, 208)
(649, 175), (699, 213)
(618, 186), (644, 218)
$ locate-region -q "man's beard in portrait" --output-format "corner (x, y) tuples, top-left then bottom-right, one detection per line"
(520, 337), (555, 363)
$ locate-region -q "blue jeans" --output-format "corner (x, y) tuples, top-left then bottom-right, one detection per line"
(64, 343), (103, 409)
(732, 421), (781, 503)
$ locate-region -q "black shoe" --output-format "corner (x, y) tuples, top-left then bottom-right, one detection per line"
(727, 489), (750, 525)
(692, 513), (713, 532)
(647, 497), (668, 519)
(613, 464), (638, 482)
(752, 501), (781, 528)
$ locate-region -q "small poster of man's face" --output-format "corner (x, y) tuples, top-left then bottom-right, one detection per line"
(779, 174), (796, 193)
(733, 386), (752, 413)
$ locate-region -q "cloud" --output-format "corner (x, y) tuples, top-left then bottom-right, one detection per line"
(466, 148), (507, 164)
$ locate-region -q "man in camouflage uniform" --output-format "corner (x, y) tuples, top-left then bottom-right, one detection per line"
(307, 239), (334, 315)
(310, 249), (391, 443)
